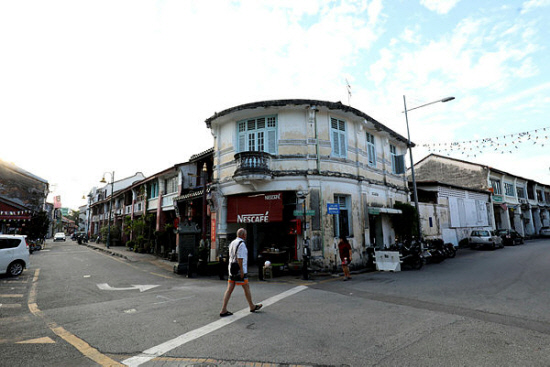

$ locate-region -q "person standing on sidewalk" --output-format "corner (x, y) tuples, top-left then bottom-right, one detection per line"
(338, 235), (352, 281)
(220, 228), (263, 317)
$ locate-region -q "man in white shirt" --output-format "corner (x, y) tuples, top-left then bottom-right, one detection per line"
(219, 228), (263, 317)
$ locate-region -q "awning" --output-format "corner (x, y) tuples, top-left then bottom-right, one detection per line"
(368, 207), (403, 215)
(227, 192), (283, 223)
(174, 189), (204, 203)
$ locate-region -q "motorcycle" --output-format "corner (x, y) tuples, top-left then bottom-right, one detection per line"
(399, 240), (424, 270)
(425, 239), (446, 264)
(390, 239), (424, 270)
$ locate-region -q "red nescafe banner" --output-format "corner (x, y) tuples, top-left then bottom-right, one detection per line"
(227, 192), (283, 223)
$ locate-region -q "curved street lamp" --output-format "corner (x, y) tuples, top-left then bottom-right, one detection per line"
(100, 171), (115, 249)
(403, 96), (455, 246)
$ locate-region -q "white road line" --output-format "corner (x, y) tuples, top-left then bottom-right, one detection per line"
(122, 285), (308, 367)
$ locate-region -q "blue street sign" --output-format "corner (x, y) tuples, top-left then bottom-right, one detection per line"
(327, 203), (340, 215)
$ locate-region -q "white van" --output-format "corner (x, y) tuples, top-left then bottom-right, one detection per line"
(0, 235), (30, 276)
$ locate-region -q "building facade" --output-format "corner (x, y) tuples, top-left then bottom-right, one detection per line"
(415, 181), (492, 246)
(414, 154), (550, 237)
(206, 99), (411, 269)
(0, 159), (49, 234)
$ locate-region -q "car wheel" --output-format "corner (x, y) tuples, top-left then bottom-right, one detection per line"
(490, 243), (496, 250)
(7, 261), (24, 277)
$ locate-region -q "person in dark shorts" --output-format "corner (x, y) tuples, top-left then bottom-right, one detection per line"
(338, 235), (352, 281)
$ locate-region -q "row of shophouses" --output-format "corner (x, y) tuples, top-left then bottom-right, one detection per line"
(82, 99), (550, 270)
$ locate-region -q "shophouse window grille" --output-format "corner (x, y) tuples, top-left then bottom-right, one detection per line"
(334, 194), (352, 237)
(331, 117), (347, 158)
(390, 144), (405, 174)
(516, 186), (525, 198)
(165, 177), (178, 194)
(366, 132), (376, 167)
(237, 115), (277, 154)
(504, 182), (515, 197)
(490, 178), (502, 195)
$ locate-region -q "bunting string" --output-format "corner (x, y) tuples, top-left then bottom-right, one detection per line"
(420, 126), (549, 158)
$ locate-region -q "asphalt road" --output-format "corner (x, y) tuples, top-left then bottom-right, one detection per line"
(1, 238), (550, 366)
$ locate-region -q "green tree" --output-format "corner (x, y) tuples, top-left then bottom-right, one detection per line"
(23, 211), (50, 240)
(391, 202), (419, 241)
(67, 210), (81, 227)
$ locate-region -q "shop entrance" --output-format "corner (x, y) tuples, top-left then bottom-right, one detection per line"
(369, 214), (384, 249)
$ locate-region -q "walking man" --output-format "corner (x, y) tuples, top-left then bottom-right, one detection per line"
(220, 228), (263, 317)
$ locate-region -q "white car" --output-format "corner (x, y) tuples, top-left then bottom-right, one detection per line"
(54, 232), (66, 242)
(469, 230), (504, 250)
(0, 235), (30, 276)
(540, 227), (550, 238)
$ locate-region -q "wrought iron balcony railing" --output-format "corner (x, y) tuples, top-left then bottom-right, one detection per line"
(233, 151), (272, 179)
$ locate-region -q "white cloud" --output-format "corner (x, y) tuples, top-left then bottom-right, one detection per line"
(420, 0), (461, 14)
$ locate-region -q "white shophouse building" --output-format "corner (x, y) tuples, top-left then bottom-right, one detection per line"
(205, 99), (411, 269)
(414, 154), (550, 238)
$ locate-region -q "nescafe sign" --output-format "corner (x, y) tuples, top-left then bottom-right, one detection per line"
(227, 193), (283, 223)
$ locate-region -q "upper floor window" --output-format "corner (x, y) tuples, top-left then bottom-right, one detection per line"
(536, 190), (543, 202)
(165, 177), (178, 194)
(490, 178), (502, 195)
(237, 115), (277, 154)
(390, 144), (405, 174)
(331, 117), (347, 158)
(504, 182), (515, 197)
(516, 186), (526, 198)
(148, 181), (159, 199)
(366, 132), (376, 167)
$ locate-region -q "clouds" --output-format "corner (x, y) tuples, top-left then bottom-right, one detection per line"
(0, 0), (549, 208)
(420, 0), (461, 14)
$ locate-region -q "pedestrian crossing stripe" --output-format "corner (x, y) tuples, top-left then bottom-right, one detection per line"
(17, 337), (55, 344)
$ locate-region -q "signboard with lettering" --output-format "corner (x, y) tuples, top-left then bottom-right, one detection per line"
(227, 192), (283, 223)
(492, 195), (504, 203)
(293, 209), (316, 216)
(327, 203), (340, 215)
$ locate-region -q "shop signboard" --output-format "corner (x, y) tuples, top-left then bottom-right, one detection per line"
(227, 192), (283, 223)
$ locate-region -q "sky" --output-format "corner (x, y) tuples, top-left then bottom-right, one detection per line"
(1, 0), (549, 210)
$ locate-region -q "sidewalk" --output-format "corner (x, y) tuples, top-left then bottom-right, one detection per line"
(78, 240), (337, 283)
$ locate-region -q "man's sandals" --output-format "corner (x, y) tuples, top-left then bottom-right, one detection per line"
(220, 304), (262, 317)
(250, 304), (263, 312)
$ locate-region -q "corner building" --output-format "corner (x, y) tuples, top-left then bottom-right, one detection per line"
(206, 100), (411, 270)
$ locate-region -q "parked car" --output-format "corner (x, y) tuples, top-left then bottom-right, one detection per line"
(540, 226), (550, 238)
(53, 232), (66, 242)
(0, 234), (30, 276)
(469, 230), (503, 250)
(496, 229), (524, 246)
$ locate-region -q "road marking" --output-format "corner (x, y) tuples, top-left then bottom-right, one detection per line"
(27, 268), (124, 366)
(17, 336), (55, 344)
(0, 294), (23, 298)
(0, 303), (21, 308)
(122, 285), (308, 367)
(96, 283), (159, 292)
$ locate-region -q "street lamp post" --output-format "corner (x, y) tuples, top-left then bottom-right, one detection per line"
(403, 95), (455, 247)
(100, 171), (115, 249)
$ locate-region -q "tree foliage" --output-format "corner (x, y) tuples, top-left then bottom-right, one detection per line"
(391, 202), (419, 241)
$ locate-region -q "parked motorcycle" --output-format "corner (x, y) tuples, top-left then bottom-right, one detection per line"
(399, 240), (424, 270)
(390, 239), (424, 270)
(425, 239), (446, 264)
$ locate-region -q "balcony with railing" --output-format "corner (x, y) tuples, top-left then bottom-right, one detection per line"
(233, 151), (272, 182)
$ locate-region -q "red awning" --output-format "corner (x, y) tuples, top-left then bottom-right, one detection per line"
(227, 192), (283, 223)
